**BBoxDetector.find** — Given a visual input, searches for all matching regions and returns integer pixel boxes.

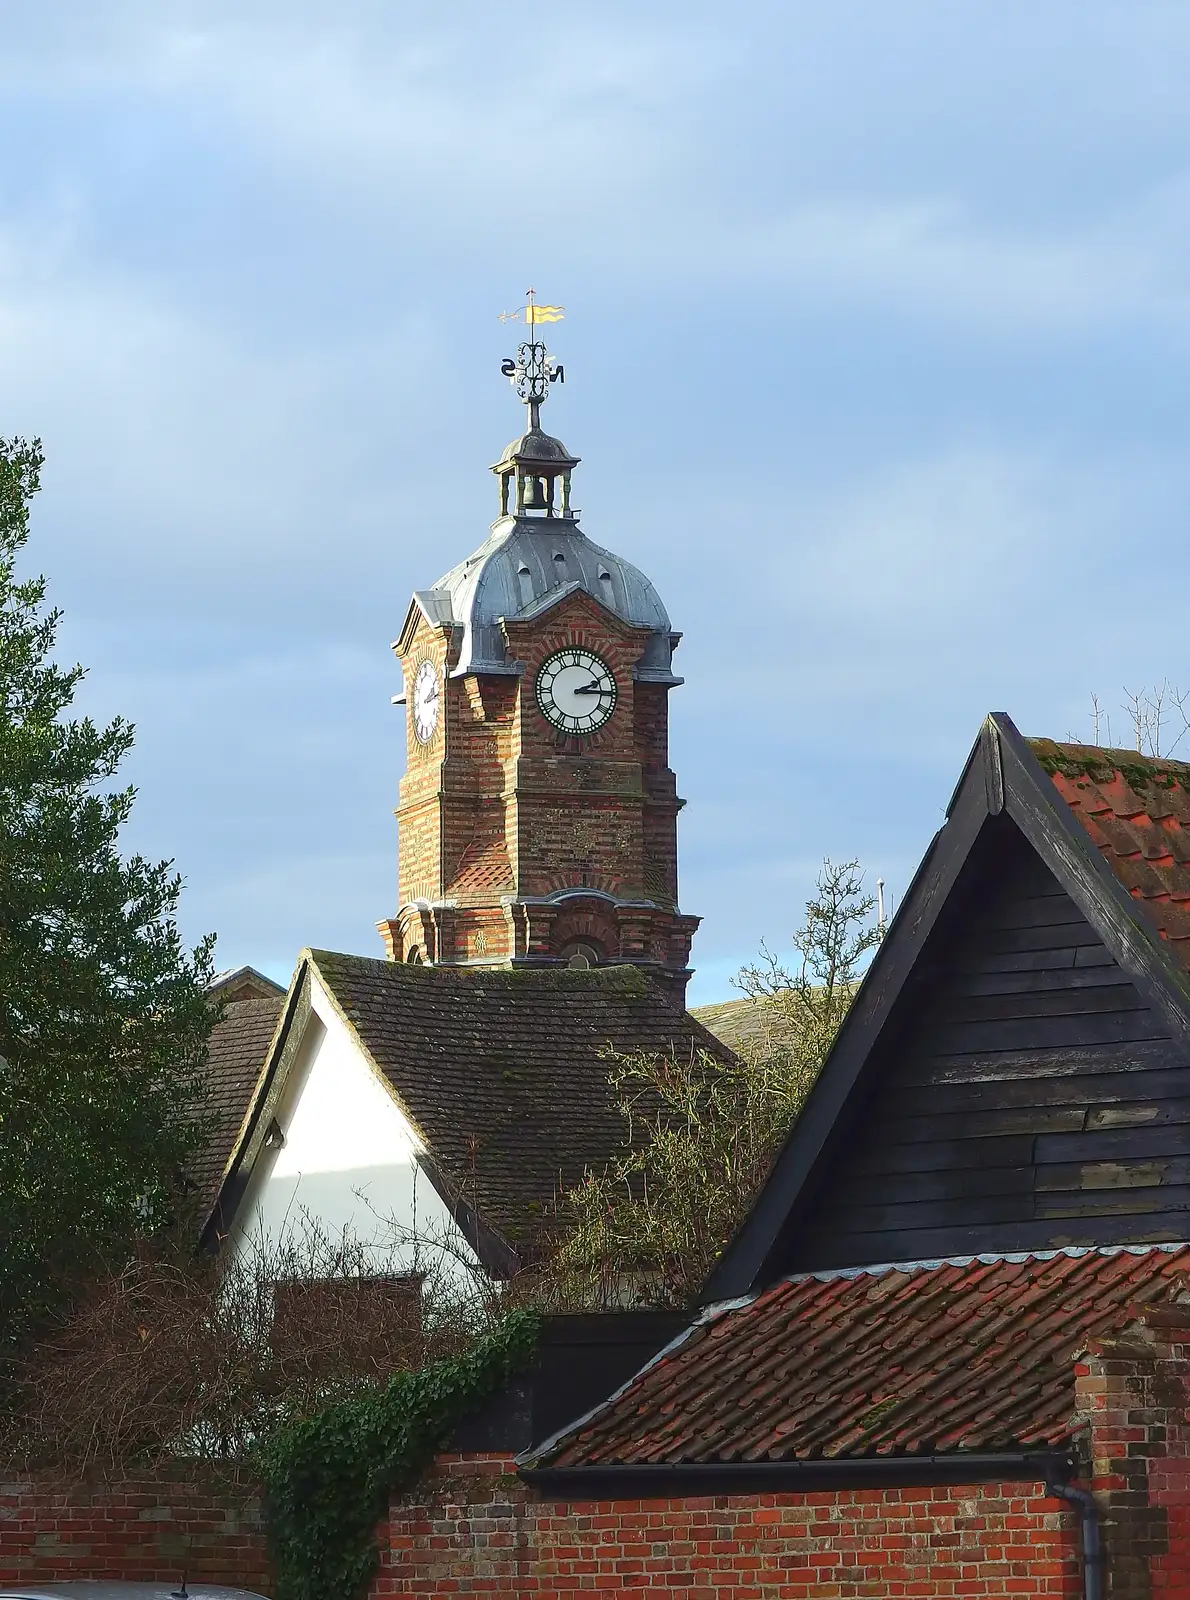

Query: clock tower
[379,316,700,1000]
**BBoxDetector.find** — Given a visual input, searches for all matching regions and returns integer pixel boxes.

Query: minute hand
[573,682,608,695]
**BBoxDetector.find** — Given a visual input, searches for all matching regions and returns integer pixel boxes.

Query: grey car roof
[0,1585,269,1598]
[426,517,679,682]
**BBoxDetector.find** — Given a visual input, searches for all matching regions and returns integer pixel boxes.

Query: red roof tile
[539,1246,1190,1467]
[1031,740,1190,969]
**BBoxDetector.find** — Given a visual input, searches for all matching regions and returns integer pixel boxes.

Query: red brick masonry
[0,1467,270,1594]
[381,1457,1081,1597]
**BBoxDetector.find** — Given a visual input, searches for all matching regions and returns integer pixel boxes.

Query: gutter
[520,1449,1076,1497]
[522,1451,1100,1597]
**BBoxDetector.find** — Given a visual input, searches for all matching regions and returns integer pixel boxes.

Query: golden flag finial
[498,287,565,326]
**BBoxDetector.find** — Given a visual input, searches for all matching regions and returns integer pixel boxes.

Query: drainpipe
[1046,1475,1102,1600]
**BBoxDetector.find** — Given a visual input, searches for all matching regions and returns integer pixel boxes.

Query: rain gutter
[520,1448,1076,1497]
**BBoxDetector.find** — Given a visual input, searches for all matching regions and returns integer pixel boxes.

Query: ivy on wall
[255,1308,539,1600]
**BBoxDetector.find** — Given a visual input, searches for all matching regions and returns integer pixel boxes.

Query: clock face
[411,659,440,744]
[535,648,617,734]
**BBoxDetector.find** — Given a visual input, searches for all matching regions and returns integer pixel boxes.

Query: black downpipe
[1046,1475,1103,1600]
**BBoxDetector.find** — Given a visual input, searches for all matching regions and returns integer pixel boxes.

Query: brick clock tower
[379,310,699,1001]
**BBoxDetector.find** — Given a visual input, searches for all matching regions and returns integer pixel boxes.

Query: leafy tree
[0,438,215,1350]
[548,860,880,1308]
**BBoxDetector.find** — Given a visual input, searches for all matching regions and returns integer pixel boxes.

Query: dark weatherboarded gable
[706,715,1190,1298]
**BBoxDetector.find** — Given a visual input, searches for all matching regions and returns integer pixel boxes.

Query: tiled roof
[309,952,731,1257]
[537,1245,1190,1467]
[692,993,789,1058]
[1031,740,1190,969]
[208,964,286,1002]
[189,995,283,1226]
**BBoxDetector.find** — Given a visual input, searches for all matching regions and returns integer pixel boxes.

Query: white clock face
[535,648,617,733]
[412,659,440,744]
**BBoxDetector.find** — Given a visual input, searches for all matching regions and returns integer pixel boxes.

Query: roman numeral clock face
[535,648,617,733]
[411,659,440,744]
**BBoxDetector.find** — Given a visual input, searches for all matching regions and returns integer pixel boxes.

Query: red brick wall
[1075,1315,1190,1599]
[376,1455,1082,1597]
[0,1468,271,1593]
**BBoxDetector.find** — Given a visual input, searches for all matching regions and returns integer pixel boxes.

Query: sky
[5,1,1190,1004]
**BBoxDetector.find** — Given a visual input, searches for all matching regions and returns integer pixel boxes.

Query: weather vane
[499,288,565,413]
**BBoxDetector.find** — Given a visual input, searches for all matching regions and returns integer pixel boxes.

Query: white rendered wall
[229,975,480,1289]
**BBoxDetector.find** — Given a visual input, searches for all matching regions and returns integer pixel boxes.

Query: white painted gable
[228,972,480,1287]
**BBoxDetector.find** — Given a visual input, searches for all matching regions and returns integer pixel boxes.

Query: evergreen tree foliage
[0,438,215,1349]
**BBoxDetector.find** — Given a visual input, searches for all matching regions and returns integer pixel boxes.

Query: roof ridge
[1029,737,1190,780]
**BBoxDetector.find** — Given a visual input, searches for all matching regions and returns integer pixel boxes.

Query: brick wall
[1074,1310,1190,1599]
[376,1455,1082,1597]
[0,1467,271,1593]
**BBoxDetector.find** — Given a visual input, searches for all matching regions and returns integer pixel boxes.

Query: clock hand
[573,682,608,695]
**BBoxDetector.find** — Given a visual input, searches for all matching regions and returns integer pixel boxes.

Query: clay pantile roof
[536,1245,1190,1468]
[1032,740,1190,969]
[309,952,731,1256]
[190,995,283,1225]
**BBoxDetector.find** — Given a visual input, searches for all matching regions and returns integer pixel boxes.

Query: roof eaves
[520,1449,1077,1499]
[198,956,309,1251]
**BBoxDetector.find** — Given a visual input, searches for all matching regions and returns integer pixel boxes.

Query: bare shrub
[0,1218,487,1475]
[543,860,881,1309]
[1086,682,1190,759]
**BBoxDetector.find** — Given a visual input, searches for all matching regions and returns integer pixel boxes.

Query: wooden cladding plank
[890,1067,1190,1118]
[966,922,1108,955]
[1035,1123,1190,1164]
[791,1209,1190,1272]
[1033,1184,1190,1221]
[948,946,1116,976]
[947,964,1142,999]
[838,1134,1040,1178]
[825,1164,1038,1205]
[894,1041,1176,1088]
[1036,1157,1190,1193]
[976,894,1099,932]
[803,1190,1040,1237]
[839,1114,1190,1179]
[933,983,1147,1024]
[914,1010,1167,1056]
[868,1097,1190,1143]
[866,1103,1089,1142]
[812,1165,1190,1236]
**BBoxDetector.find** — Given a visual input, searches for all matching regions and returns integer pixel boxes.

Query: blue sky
[7,1,1190,1003]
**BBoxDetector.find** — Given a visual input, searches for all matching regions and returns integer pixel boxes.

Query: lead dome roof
[417,518,679,682]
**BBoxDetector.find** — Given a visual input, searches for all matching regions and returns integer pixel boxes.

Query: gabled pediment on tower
[500,578,654,638]
[393,589,457,660]
[703,713,1190,1301]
